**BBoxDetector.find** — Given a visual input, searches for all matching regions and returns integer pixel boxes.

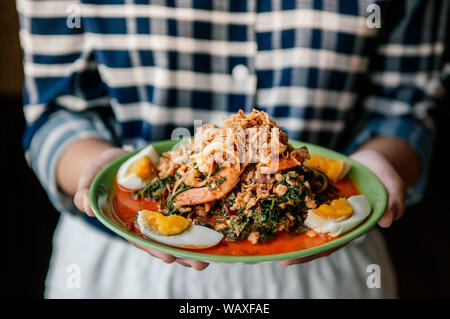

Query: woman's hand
[350,149,406,228]
[73,147,127,216]
[64,139,209,271]
[279,245,344,266]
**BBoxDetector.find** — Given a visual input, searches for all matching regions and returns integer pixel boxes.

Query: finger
[379,186,395,227]
[130,241,177,264]
[82,190,95,217]
[175,259,192,267]
[74,191,84,212]
[279,255,317,266]
[391,194,405,222]
[378,210,394,228]
[393,186,406,222]
[176,258,209,270]
[280,246,340,266]
[378,179,405,228]
[394,198,405,221]
[147,249,177,264]
[187,260,210,271]
[74,189,94,216]
[378,191,397,228]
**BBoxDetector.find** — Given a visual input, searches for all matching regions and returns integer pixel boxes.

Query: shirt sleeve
[346,0,449,206]
[18,0,116,213]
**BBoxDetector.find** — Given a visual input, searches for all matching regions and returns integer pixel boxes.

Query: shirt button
[232,64,249,82]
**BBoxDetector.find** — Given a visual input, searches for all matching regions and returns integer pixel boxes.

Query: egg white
[336,161,351,181]
[117,145,160,190]
[137,211,224,249]
[304,195,371,237]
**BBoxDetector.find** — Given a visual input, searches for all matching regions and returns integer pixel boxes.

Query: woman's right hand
[73,147,127,217]
[71,144,209,271]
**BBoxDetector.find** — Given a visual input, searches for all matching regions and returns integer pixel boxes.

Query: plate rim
[89,139,387,263]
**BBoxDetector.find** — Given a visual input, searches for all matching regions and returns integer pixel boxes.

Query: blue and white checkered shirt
[18,0,448,225]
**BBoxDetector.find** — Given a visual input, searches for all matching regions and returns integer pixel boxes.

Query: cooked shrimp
[259,156,300,174]
[173,165,242,205]
[183,168,208,188]
[259,147,310,174]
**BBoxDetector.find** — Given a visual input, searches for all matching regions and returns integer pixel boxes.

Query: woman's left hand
[280,149,406,267]
[350,149,406,228]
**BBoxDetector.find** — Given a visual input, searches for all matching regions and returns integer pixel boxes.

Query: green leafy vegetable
[132,176,175,200]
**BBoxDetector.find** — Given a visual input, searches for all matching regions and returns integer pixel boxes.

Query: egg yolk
[313,198,353,220]
[305,154,344,181]
[126,156,153,179]
[141,210,190,236]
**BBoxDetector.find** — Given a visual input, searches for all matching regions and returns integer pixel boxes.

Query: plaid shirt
[18,0,448,224]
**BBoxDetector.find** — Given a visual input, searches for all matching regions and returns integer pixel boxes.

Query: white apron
[45,213,397,299]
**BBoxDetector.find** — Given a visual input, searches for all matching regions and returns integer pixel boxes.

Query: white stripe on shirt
[372,71,443,95]
[377,42,445,57]
[17,0,79,18]
[18,1,255,25]
[258,87,356,110]
[255,47,370,73]
[98,64,257,94]
[111,101,229,127]
[19,30,256,57]
[256,9,377,36]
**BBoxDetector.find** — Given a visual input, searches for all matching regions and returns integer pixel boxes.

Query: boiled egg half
[305,154,351,182]
[304,195,371,237]
[117,145,160,190]
[137,210,224,249]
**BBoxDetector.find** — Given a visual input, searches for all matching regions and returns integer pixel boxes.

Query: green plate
[89,139,387,263]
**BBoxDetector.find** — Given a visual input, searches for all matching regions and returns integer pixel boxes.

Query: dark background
[2,0,449,299]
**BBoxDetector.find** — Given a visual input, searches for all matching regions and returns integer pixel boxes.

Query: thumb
[74,188,95,216]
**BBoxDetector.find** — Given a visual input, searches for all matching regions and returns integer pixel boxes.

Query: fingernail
[379,215,392,228]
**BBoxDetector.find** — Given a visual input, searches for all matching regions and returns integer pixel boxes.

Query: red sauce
[112,178,360,256]
[113,184,160,224]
